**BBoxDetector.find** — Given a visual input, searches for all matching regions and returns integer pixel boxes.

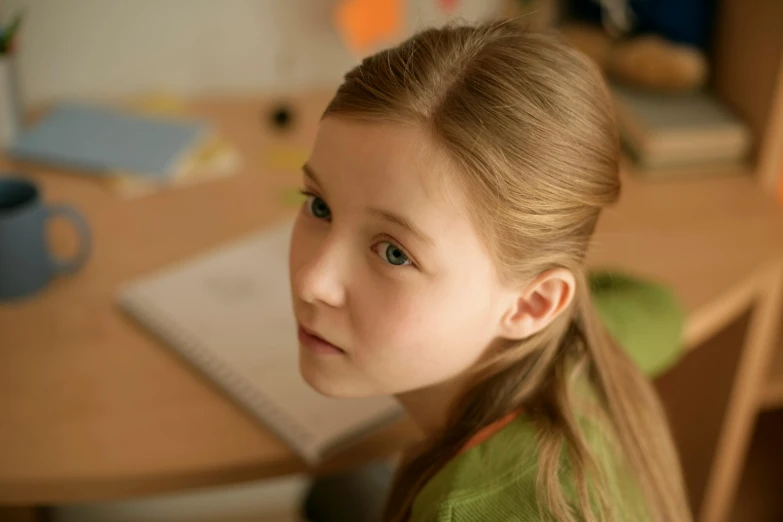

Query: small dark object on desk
[269,105,294,131]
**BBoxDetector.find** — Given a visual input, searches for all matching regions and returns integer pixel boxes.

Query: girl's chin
[298,350,367,398]
[297,346,421,399]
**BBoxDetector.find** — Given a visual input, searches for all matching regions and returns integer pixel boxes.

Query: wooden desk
[0,92,418,506]
[1,92,782,522]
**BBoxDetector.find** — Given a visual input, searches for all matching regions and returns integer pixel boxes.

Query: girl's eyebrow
[368,208,435,247]
[302,163,331,200]
[304,163,435,247]
[302,164,322,187]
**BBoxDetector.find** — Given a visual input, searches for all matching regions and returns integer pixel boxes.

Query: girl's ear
[499,268,576,340]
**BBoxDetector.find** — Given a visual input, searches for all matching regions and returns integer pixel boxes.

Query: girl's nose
[292,234,348,309]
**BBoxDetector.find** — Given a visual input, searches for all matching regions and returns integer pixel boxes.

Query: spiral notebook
[117,220,403,464]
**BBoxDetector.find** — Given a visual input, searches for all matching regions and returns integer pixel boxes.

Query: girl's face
[289,118,511,398]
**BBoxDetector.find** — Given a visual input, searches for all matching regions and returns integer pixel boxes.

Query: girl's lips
[297,325,346,355]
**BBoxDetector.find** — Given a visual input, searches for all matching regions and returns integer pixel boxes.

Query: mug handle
[45,203,92,274]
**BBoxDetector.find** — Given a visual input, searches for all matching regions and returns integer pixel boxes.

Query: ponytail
[574,271,692,521]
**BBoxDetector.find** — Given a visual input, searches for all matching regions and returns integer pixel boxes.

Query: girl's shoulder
[410,414,541,521]
[410,412,651,522]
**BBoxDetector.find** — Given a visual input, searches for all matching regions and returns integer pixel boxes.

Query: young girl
[289,20,691,522]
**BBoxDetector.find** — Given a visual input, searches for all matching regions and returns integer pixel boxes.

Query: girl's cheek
[384,302,437,361]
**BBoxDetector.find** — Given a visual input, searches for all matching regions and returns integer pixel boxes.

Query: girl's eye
[373,241,411,266]
[304,194,331,220]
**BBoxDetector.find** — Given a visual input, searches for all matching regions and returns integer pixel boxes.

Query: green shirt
[410,410,652,521]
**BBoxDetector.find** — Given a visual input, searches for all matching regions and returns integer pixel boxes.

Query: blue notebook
[10,103,209,179]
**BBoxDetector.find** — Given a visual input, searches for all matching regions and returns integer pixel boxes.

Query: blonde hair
[324,21,691,522]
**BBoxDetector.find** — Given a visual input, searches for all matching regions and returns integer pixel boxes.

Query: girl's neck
[395,377,466,436]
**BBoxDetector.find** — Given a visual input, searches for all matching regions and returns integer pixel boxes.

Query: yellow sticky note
[282,188,307,208]
[132,91,189,117]
[334,0,403,55]
[261,145,310,172]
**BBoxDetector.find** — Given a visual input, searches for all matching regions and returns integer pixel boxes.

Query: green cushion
[589,271,685,378]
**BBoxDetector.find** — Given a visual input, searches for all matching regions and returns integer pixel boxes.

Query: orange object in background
[439,0,459,12]
[334,0,403,55]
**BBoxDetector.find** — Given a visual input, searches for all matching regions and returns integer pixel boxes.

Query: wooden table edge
[683,257,783,350]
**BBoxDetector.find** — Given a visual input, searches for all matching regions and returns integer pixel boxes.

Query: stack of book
[611,84,751,175]
[10,96,240,199]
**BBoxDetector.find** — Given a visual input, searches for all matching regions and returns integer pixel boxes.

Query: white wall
[5,0,503,105]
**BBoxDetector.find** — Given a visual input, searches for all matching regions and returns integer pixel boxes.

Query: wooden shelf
[760,336,783,411]
[713,0,783,196]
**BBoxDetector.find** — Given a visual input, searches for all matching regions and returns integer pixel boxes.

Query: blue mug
[0,175,91,301]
